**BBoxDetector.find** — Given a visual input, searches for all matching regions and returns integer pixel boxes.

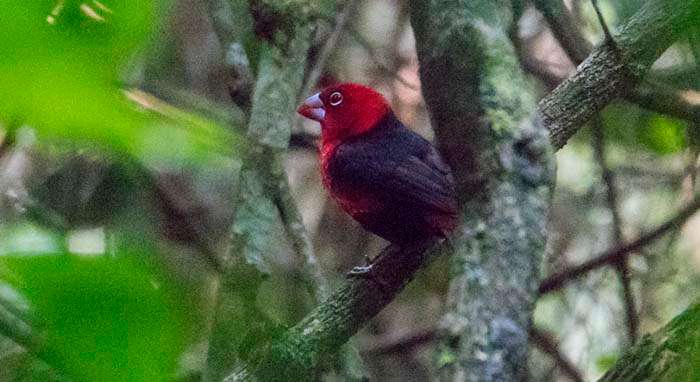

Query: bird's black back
[326,112,457,245]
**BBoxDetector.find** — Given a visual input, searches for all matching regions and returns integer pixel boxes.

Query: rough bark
[597,304,700,382]
[410,1,554,380]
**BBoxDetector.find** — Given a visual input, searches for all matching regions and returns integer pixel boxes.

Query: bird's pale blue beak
[297,93,325,122]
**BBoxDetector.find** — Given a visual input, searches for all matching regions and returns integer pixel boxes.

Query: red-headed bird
[297,83,458,257]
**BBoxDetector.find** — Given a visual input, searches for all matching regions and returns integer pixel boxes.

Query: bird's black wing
[327,113,457,216]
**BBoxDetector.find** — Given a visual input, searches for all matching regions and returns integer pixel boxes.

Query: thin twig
[529,327,585,382]
[299,0,360,101]
[591,0,615,45]
[349,28,419,91]
[361,326,585,382]
[539,196,700,294]
[591,115,638,344]
[275,173,328,299]
[532,0,590,64]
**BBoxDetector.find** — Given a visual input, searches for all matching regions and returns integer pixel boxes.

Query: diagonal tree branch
[226,240,446,381]
[539,195,700,294]
[529,327,585,382]
[627,82,700,123]
[538,0,700,149]
[532,0,700,126]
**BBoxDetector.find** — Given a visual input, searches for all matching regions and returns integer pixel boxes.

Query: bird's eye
[329,92,343,106]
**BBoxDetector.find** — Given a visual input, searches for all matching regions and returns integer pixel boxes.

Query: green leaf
[596,353,619,373]
[0,249,194,382]
[0,1,246,162]
[639,115,687,155]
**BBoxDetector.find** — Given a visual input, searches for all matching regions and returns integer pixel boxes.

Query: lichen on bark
[410,1,554,380]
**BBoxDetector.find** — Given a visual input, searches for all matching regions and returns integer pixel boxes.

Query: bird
[297,83,458,272]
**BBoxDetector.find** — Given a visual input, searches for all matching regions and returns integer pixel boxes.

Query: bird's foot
[346,244,401,291]
[348,264,374,276]
[347,264,390,292]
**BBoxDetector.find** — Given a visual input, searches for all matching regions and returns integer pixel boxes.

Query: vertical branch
[203,1,322,381]
[531,0,590,64]
[275,174,327,299]
[591,115,638,344]
[410,1,554,380]
[298,0,359,102]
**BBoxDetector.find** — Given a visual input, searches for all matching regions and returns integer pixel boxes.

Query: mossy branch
[410,0,553,380]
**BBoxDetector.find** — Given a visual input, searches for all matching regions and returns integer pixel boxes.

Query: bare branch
[539,196,700,294]
[529,327,585,382]
[591,115,638,344]
[362,329,435,356]
[362,325,586,382]
[275,173,327,299]
[299,0,360,100]
[591,0,615,45]
[627,82,700,122]
[349,28,419,91]
[531,0,590,64]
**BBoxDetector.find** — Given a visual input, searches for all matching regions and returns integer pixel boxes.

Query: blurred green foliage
[2,256,192,382]
[600,103,688,155]
[0,0,245,162]
[596,353,619,374]
[641,115,687,155]
[0,2,250,380]
[0,224,194,382]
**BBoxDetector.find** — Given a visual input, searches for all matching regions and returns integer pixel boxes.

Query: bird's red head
[297,83,390,144]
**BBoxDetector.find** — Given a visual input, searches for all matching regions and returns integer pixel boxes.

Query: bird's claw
[346,264,390,292]
[348,264,374,276]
